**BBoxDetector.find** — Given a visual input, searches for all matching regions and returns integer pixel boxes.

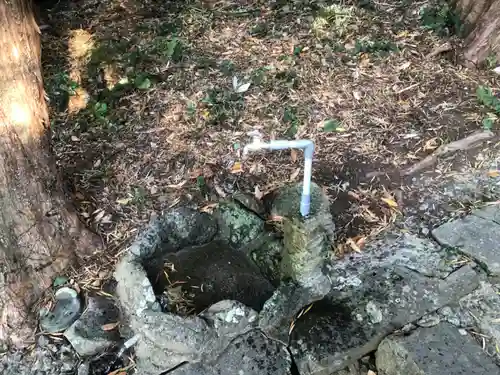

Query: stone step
[432,206,500,276]
[376,323,500,375]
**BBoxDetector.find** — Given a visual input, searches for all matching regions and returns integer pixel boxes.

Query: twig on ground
[402,131,495,176]
[425,42,452,59]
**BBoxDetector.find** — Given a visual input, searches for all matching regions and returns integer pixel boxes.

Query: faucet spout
[242,136,314,217]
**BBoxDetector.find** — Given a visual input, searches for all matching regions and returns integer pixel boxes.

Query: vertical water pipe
[242,131,314,217]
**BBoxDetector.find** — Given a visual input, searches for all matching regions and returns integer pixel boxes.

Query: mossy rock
[250,238,284,286]
[269,182,335,241]
[214,200,265,249]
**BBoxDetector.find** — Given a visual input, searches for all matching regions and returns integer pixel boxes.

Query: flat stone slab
[168,330,292,375]
[438,281,500,357]
[289,260,479,375]
[376,323,500,375]
[432,211,500,275]
[472,205,500,225]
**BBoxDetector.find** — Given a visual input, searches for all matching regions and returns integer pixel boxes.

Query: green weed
[201,88,245,126]
[351,39,398,56]
[151,36,183,62]
[485,53,498,70]
[420,3,464,37]
[476,86,500,130]
[284,106,299,137]
[312,4,354,36]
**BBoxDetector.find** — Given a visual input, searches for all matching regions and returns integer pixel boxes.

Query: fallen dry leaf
[200,203,218,213]
[488,170,500,178]
[355,236,366,249]
[231,161,243,174]
[268,215,284,222]
[213,183,227,198]
[346,237,362,253]
[397,61,411,71]
[167,180,187,189]
[254,185,263,200]
[116,197,132,205]
[290,167,301,181]
[381,197,398,208]
[101,322,119,331]
[93,209,106,222]
[290,148,298,163]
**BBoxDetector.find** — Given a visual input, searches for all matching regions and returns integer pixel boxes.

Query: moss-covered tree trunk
[0,0,98,348]
[453,0,500,66]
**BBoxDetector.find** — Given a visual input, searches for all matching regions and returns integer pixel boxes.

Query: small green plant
[321,119,343,132]
[420,3,464,36]
[94,102,108,119]
[133,73,152,90]
[477,85,500,129]
[46,72,79,102]
[485,53,498,70]
[477,86,500,111]
[251,65,275,85]
[186,101,196,117]
[351,39,398,56]
[284,106,299,137]
[219,60,235,76]
[201,88,245,125]
[151,36,183,62]
[196,175,207,196]
[132,186,147,205]
[312,4,354,36]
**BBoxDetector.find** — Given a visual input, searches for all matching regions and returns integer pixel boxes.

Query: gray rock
[199,300,258,335]
[249,236,283,285]
[232,191,265,216]
[77,362,89,375]
[39,287,82,333]
[168,330,292,375]
[131,311,216,374]
[376,323,500,375]
[269,182,335,241]
[129,207,217,259]
[437,306,463,327]
[128,301,283,375]
[289,265,480,375]
[114,252,160,319]
[64,296,120,356]
[162,241,275,313]
[0,343,79,375]
[259,281,330,343]
[417,313,441,328]
[213,200,265,249]
[281,215,331,292]
[472,205,500,225]
[440,281,500,356]
[432,213,500,275]
[327,232,463,283]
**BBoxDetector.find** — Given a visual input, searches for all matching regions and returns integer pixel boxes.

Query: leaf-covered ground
[40,0,500,266]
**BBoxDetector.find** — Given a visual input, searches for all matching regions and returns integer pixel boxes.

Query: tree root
[401,130,495,176]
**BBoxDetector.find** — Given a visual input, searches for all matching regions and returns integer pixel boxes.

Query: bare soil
[39,0,500,265]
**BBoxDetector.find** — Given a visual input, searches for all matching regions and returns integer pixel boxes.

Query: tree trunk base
[455,0,500,66]
[0,0,102,348]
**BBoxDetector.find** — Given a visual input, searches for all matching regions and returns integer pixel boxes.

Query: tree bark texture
[454,0,500,66]
[0,0,97,348]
